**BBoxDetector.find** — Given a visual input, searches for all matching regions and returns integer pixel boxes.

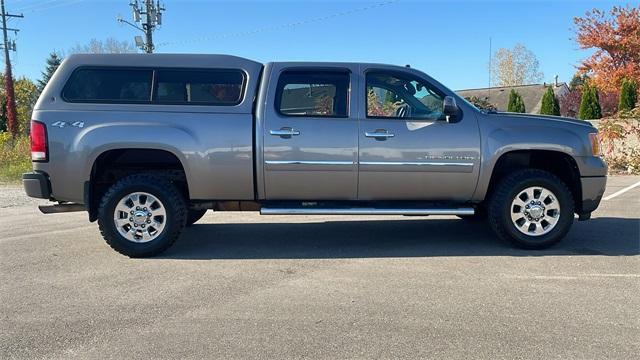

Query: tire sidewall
[98,179,185,256]
[498,175,574,247]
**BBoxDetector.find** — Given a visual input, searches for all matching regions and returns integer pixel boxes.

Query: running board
[260,207,474,216]
[38,203,86,214]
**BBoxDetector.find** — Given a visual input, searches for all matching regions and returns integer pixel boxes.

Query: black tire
[97,174,187,257]
[186,209,207,226]
[487,169,574,249]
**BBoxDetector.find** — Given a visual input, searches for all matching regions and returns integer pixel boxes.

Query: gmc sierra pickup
[23,54,607,257]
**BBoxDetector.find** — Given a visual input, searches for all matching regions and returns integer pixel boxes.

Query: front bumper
[22,171,52,199]
[580,176,606,214]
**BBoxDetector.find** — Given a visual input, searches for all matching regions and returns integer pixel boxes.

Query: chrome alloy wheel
[113,192,167,243]
[510,186,560,236]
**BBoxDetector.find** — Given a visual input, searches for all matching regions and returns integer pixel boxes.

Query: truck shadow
[161,217,639,260]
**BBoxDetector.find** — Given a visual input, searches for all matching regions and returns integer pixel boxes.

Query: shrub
[540,86,560,115]
[0,132,31,182]
[618,78,638,112]
[578,83,602,119]
[559,89,581,118]
[599,91,619,117]
[507,90,525,113]
[598,115,640,174]
[464,96,497,111]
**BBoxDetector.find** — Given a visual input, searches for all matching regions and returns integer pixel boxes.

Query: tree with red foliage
[4,64,18,137]
[560,89,582,118]
[573,5,640,93]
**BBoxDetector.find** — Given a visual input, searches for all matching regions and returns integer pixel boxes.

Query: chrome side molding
[260,207,474,216]
[265,160,355,166]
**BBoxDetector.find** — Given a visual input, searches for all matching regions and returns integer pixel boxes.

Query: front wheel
[97,174,187,257]
[487,169,574,249]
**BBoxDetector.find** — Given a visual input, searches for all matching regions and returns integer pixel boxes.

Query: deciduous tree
[490,43,544,86]
[574,5,640,93]
[0,76,39,135]
[69,38,137,54]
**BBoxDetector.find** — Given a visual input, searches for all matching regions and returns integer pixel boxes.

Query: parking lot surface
[1,176,639,359]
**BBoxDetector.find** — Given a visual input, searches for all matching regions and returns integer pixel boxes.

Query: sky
[5,0,632,90]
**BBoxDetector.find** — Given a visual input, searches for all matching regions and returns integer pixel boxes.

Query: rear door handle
[270,128,300,138]
[365,130,395,140]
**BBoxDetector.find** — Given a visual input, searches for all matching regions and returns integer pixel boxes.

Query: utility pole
[118,0,164,53]
[1,0,23,138]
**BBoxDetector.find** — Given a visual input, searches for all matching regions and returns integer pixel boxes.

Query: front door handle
[270,127,301,138]
[365,130,395,140]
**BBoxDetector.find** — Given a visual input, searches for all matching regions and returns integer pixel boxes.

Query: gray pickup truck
[23,54,607,257]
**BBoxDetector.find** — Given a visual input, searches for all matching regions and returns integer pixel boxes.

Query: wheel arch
[481,150,583,213]
[86,147,190,222]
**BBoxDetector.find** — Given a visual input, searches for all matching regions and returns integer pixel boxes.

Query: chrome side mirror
[443,96,457,122]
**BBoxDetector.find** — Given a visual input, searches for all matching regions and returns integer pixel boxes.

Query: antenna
[488,36,492,101]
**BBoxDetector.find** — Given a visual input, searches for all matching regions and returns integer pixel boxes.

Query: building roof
[456,83,569,114]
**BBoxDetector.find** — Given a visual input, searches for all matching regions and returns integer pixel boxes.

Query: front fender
[473,125,586,201]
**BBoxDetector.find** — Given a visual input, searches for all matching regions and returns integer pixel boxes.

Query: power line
[156,0,398,48]
[15,0,82,13]
[118,0,165,53]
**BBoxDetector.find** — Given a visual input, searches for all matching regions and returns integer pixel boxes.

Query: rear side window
[276,71,349,117]
[155,69,245,105]
[62,68,152,103]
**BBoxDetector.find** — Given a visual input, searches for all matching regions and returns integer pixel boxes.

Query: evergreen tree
[618,78,638,112]
[578,83,602,120]
[37,52,62,92]
[507,89,526,113]
[540,86,560,115]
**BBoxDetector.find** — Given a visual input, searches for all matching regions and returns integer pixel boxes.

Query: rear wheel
[488,169,574,249]
[186,209,207,226]
[97,174,187,257]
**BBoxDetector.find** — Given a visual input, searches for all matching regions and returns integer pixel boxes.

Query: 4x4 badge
[51,121,84,128]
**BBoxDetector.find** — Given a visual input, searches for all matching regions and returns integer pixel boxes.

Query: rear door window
[155,69,245,105]
[275,71,349,117]
[62,68,152,103]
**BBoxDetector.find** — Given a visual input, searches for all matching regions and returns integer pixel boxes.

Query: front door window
[366,72,444,120]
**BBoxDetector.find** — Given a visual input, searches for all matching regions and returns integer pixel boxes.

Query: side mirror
[443,96,457,122]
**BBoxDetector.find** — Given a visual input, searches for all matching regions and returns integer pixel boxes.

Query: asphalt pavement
[1,176,638,359]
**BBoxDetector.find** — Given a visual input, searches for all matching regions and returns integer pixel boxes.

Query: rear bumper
[580,176,606,214]
[22,171,52,199]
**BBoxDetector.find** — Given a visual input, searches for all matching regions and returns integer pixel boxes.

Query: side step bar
[260,207,474,216]
[39,203,86,214]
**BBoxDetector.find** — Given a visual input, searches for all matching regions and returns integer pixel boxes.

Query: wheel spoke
[510,210,524,223]
[531,222,545,235]
[141,229,152,242]
[131,193,142,208]
[539,188,551,202]
[519,219,532,232]
[525,188,535,202]
[546,199,560,211]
